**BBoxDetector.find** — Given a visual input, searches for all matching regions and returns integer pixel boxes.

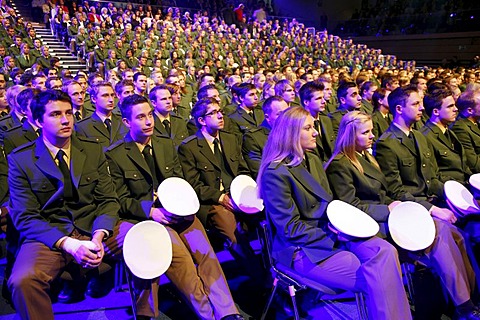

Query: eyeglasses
[204,109,224,117]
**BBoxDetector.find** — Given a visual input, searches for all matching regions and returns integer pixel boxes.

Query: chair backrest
[259,220,275,270]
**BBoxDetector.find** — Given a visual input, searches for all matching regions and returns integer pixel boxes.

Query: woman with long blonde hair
[258,106,411,320]
[324,111,400,235]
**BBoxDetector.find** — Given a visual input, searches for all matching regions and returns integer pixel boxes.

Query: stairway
[10,1,88,74]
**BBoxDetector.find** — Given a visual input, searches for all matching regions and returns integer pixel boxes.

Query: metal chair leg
[114,260,125,292]
[124,263,138,320]
[261,278,278,320]
[356,292,368,320]
[402,263,415,306]
[288,285,300,320]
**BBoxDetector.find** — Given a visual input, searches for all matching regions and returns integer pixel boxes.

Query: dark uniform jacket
[242,120,270,178]
[260,152,336,267]
[75,112,128,150]
[3,121,38,155]
[326,153,392,236]
[374,124,443,210]
[106,134,183,221]
[153,113,188,148]
[451,116,480,174]
[7,135,119,248]
[420,120,471,184]
[178,130,250,224]
[228,106,265,136]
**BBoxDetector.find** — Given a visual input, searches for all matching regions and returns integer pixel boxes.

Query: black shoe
[57,281,84,303]
[85,276,109,298]
[221,314,245,320]
[455,310,480,320]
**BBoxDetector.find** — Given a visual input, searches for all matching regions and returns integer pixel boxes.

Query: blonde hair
[325,111,377,174]
[257,106,309,194]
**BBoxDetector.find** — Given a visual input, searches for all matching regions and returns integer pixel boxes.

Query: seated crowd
[2,1,480,320]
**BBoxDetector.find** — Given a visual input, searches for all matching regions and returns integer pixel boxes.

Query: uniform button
[133,174,137,178]
[204,166,208,169]
[426,180,430,184]
[165,166,169,170]
[86,177,91,181]
[95,138,99,142]
[443,151,447,155]
[310,204,316,208]
[427,152,430,156]
[422,164,426,167]
[42,184,47,189]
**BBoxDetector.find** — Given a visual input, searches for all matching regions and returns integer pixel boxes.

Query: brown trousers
[9,218,238,320]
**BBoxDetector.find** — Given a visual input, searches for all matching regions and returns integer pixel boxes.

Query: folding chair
[258,220,368,320]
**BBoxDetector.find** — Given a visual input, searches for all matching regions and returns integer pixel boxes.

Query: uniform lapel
[467,120,480,138]
[70,136,86,188]
[124,135,152,178]
[238,108,256,126]
[153,114,168,137]
[34,138,62,181]
[391,125,417,156]
[152,136,166,179]
[289,164,332,202]
[359,155,389,190]
[23,122,38,141]
[91,112,110,139]
[196,131,222,170]
[427,122,454,151]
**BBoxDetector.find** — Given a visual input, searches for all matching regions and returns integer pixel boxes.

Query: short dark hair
[457,90,478,114]
[388,86,418,117]
[360,81,376,96]
[262,96,285,115]
[372,88,388,110]
[423,88,453,117]
[197,84,217,100]
[17,88,39,112]
[148,84,170,101]
[191,97,218,128]
[114,79,134,95]
[236,82,256,99]
[133,72,147,82]
[90,81,114,100]
[31,89,72,123]
[120,94,149,120]
[337,81,357,100]
[299,81,324,106]
[46,76,61,89]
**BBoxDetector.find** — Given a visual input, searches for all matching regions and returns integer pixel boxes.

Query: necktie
[21,117,27,123]
[250,111,256,124]
[56,149,74,200]
[75,111,82,121]
[0,111,7,117]
[162,119,171,136]
[444,129,454,148]
[104,118,112,140]
[314,119,322,137]
[213,138,233,191]
[36,128,42,136]
[104,118,112,132]
[142,145,158,189]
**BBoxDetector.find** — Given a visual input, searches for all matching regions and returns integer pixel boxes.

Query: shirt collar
[43,136,71,163]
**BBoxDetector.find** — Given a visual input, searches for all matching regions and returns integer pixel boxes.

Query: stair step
[11,0,87,72]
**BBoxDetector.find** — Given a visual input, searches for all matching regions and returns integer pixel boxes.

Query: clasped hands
[61,232,105,269]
